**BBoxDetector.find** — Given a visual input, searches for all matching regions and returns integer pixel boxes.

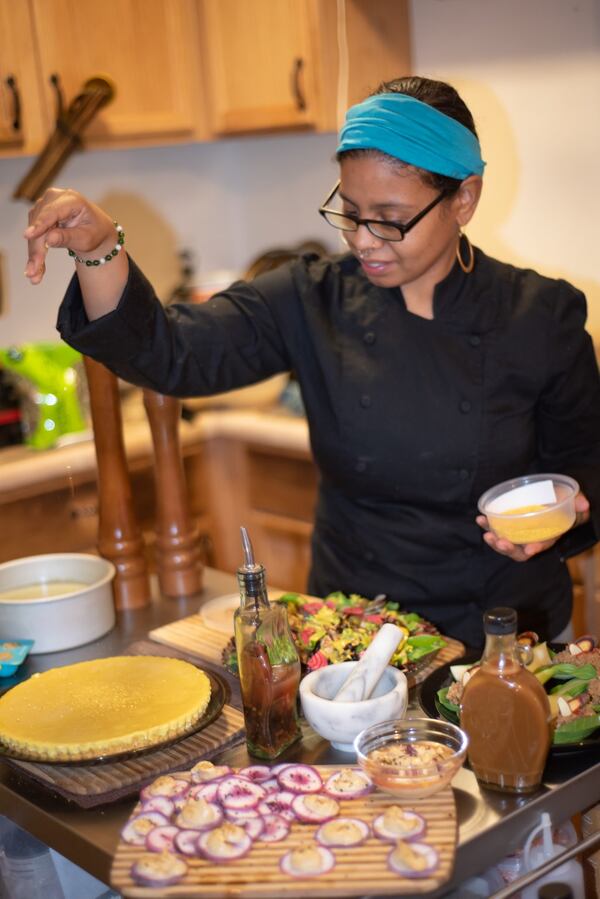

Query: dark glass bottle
[460,607,552,792]
[234,527,301,759]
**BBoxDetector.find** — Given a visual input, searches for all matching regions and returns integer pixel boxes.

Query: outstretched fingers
[23,189,86,284]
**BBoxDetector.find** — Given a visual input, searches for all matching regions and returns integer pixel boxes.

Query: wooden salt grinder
[83,357,151,609]
[142,389,203,597]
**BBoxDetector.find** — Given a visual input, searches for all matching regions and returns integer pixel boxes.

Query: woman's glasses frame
[318,181,450,242]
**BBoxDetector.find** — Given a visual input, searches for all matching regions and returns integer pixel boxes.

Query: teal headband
[337,94,485,179]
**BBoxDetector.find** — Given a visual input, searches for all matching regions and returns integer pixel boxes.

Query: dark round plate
[418,646,600,755]
[1,666,229,766]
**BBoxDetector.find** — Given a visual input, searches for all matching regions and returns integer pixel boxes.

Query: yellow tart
[0,656,212,762]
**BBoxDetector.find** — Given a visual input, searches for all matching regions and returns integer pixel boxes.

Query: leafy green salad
[223,590,446,677]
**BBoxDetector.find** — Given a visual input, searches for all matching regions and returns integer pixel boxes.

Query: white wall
[0,0,598,346]
[411,0,600,339]
[0,134,339,346]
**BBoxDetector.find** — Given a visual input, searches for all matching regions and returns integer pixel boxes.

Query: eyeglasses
[318,181,449,242]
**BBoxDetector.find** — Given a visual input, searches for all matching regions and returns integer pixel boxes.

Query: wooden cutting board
[110,765,457,898]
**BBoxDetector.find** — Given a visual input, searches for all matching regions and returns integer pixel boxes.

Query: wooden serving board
[149,613,465,688]
[110,766,457,898]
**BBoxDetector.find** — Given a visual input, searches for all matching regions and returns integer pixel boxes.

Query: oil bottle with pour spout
[234,527,301,759]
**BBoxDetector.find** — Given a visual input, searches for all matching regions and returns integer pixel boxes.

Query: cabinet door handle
[49,72,65,122]
[291,57,306,111]
[5,76,21,132]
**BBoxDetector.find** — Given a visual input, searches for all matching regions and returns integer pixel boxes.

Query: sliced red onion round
[261,777,281,794]
[373,809,427,843]
[225,806,260,821]
[238,764,272,782]
[279,844,336,878]
[257,814,290,843]
[189,781,220,803]
[240,816,265,840]
[131,852,187,887]
[315,816,370,847]
[324,768,373,799]
[258,790,297,821]
[121,812,170,845]
[173,829,202,857]
[217,775,267,810]
[145,825,179,854]
[291,792,340,823]
[198,824,253,861]
[387,841,440,878]
[277,763,323,794]
[139,796,176,819]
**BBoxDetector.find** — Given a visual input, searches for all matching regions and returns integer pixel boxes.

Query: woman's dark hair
[338,75,478,193]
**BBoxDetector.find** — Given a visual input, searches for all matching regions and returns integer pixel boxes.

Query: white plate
[198,588,290,635]
[198,593,240,635]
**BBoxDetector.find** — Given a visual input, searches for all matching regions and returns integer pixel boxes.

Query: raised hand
[23,187,117,285]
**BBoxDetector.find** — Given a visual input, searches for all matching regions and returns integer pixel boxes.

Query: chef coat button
[363,331,376,345]
[459,468,470,480]
[459,400,472,413]
[364,550,375,562]
[469,334,481,347]
[355,460,367,473]
[360,394,371,408]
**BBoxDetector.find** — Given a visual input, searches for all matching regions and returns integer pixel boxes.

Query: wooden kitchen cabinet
[0,2,46,153]
[0,0,207,158]
[197,0,411,136]
[203,436,318,592]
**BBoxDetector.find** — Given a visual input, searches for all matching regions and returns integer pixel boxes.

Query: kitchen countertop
[1,566,599,896]
[0,401,310,498]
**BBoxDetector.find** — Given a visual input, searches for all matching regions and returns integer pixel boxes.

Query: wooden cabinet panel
[198,0,410,137]
[199,0,319,134]
[247,447,318,521]
[0,1,46,153]
[30,0,205,145]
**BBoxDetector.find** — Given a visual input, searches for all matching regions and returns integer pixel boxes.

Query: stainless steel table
[1,567,598,896]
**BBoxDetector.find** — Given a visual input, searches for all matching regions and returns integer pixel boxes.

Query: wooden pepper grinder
[83,357,151,609]
[143,389,203,597]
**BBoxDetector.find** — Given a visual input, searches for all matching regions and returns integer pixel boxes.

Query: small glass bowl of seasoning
[354,717,468,799]
[478,473,578,545]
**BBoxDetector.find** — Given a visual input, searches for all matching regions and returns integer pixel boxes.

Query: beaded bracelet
[68,223,125,266]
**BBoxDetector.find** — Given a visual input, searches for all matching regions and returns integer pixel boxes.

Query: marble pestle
[333,623,405,703]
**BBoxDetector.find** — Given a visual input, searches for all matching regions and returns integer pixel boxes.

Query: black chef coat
[58,247,600,648]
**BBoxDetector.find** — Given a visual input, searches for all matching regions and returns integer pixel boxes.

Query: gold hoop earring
[456,232,474,274]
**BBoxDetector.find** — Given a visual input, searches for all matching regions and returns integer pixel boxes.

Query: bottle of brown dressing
[460,607,552,793]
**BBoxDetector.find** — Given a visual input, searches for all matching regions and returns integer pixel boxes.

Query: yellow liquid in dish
[0,580,89,601]
[489,504,574,544]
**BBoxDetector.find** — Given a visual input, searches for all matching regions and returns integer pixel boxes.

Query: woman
[23,76,600,648]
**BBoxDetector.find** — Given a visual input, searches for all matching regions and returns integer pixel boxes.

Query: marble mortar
[299,661,408,752]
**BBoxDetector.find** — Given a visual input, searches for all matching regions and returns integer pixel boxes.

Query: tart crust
[0,656,212,761]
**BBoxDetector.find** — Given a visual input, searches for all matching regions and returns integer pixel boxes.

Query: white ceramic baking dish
[0,553,116,654]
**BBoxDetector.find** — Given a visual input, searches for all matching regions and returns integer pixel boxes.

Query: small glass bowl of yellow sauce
[478,473,579,545]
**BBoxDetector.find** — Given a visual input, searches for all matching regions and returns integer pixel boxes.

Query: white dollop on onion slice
[315,816,370,847]
[131,851,187,887]
[387,841,439,878]
[279,843,335,878]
